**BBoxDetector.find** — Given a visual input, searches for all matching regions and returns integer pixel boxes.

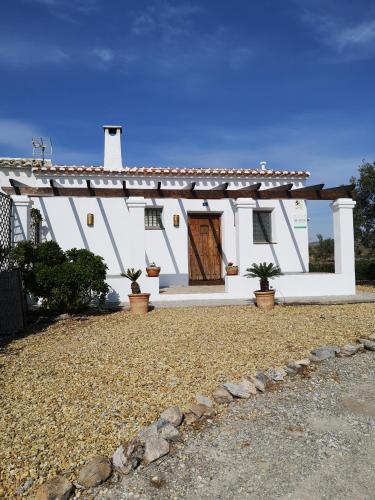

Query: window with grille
[253,210,272,243]
[145,208,163,229]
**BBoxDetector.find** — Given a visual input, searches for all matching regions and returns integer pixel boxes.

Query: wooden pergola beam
[318,184,355,200]
[9,179,20,195]
[122,180,129,197]
[225,182,261,199]
[257,183,294,199]
[288,183,324,198]
[1,183,356,200]
[233,182,262,193]
[49,179,60,196]
[86,180,95,196]
[157,181,165,197]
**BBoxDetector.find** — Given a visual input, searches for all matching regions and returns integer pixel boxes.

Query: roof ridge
[33,165,310,177]
[0,158,310,177]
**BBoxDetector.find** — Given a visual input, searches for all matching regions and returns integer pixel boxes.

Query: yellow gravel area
[1,303,374,498]
[357,283,375,293]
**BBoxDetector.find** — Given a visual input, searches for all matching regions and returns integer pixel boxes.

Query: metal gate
[0,192,27,334]
[0,192,12,271]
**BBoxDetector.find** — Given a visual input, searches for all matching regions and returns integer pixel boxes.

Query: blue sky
[1,0,375,238]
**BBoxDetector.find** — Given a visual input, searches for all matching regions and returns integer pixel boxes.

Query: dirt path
[98,351,375,500]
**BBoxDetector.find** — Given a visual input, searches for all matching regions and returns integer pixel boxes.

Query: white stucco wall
[28,194,309,301]
[25,174,308,285]
[1,163,356,302]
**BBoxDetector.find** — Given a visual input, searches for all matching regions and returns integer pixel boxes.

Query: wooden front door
[188,214,222,284]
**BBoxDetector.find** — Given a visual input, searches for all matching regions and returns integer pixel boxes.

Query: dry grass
[357,283,375,293]
[1,303,374,498]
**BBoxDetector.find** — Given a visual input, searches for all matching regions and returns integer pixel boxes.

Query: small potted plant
[244,262,282,310]
[146,262,161,277]
[225,262,238,276]
[121,268,150,314]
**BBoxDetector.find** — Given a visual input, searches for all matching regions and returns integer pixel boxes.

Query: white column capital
[11,195,32,206]
[330,198,356,211]
[126,196,146,208]
[235,198,257,209]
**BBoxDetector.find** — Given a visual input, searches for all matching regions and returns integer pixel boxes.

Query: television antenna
[32,137,52,164]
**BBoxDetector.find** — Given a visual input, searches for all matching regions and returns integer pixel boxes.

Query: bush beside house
[10,241,109,312]
[309,260,375,280]
[309,232,375,280]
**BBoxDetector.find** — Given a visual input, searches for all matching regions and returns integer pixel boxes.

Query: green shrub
[355,260,375,280]
[309,262,335,273]
[10,241,109,312]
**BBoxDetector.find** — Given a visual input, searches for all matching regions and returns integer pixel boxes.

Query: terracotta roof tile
[0,158,310,178]
[30,165,310,178]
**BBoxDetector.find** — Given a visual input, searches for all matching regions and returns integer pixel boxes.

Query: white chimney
[259,161,267,171]
[103,125,123,170]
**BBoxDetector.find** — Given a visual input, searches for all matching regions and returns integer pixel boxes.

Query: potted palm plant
[225,262,238,276]
[121,268,150,314]
[146,262,161,277]
[244,262,282,310]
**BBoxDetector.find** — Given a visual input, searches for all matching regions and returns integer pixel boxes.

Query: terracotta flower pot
[254,290,276,310]
[146,267,161,277]
[226,266,238,276]
[128,293,150,315]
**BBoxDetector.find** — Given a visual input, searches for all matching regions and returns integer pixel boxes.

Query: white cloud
[0,37,118,71]
[0,39,69,67]
[2,2,251,75]
[31,0,101,15]
[92,48,115,63]
[299,4,375,60]
[127,116,372,186]
[334,19,375,50]
[127,6,253,77]
[0,117,100,164]
[132,13,156,36]
[131,2,202,39]
[0,118,44,154]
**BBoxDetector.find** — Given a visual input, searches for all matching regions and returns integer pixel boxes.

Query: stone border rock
[34,334,375,499]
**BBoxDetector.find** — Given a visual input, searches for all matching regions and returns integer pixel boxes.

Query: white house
[0,125,356,303]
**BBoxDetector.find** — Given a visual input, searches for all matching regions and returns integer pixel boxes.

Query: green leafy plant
[351,162,375,251]
[10,241,109,312]
[244,262,282,291]
[309,234,334,263]
[30,207,43,225]
[0,244,10,270]
[30,208,43,244]
[121,268,142,294]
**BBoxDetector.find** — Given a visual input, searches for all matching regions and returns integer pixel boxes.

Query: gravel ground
[1,303,374,498]
[356,283,375,293]
[98,351,375,500]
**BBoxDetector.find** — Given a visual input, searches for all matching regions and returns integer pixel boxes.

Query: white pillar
[126,197,146,271]
[11,195,32,243]
[331,198,356,275]
[235,198,257,275]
